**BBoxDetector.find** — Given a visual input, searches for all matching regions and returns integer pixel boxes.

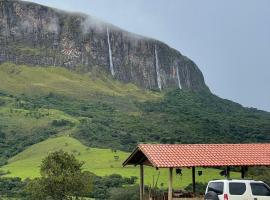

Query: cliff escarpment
[0,0,208,91]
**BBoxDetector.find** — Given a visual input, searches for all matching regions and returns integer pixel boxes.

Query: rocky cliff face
[0,0,209,91]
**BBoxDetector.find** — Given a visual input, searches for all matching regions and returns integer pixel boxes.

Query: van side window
[207,182,224,195]
[229,183,246,195]
[251,183,270,196]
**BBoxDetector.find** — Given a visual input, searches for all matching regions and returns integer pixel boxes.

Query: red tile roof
[123,144,270,168]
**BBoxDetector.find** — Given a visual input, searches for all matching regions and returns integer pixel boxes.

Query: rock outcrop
[0,0,209,91]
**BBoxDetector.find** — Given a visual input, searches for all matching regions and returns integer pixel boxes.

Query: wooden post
[140,164,144,200]
[226,166,230,179]
[241,166,246,179]
[192,167,196,194]
[168,168,173,200]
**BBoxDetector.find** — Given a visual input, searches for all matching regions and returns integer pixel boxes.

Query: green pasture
[1,136,240,189]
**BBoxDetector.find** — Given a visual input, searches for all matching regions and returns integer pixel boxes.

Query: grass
[0,62,162,162]
[1,62,263,190]
[1,136,240,189]
[0,93,79,140]
[0,63,161,101]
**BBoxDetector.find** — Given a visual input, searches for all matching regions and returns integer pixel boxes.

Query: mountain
[0,0,208,91]
[0,0,270,186]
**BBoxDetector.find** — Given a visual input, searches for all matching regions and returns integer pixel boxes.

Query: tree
[26,150,93,200]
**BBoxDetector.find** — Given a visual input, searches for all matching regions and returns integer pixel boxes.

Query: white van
[205,179,270,200]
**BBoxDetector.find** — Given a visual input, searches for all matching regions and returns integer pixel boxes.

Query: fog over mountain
[27,0,270,111]
[0,0,208,91]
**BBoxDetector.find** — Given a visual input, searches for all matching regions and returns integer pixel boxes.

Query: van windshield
[207,182,224,195]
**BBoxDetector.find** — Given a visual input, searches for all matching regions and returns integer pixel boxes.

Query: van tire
[204,191,219,200]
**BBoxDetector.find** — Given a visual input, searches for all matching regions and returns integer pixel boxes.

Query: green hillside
[0,62,159,166]
[0,62,160,100]
[1,136,240,189]
[0,62,270,169]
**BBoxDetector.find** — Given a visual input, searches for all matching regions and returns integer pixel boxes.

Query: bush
[0,177,27,198]
[109,185,139,200]
[184,182,208,195]
[52,119,73,127]
[90,174,138,199]
[0,99,5,106]
[247,167,270,185]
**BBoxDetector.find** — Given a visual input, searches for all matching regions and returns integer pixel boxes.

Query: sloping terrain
[0,62,159,100]
[0,62,160,165]
[1,136,240,188]
[0,62,270,168]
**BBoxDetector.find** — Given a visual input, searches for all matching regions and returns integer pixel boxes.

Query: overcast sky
[28,0,270,112]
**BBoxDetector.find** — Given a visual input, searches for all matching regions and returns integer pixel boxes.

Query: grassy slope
[0,62,160,163]
[0,62,160,101]
[1,136,239,188]
[0,62,269,189]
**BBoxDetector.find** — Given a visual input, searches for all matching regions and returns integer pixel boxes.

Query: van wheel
[204,191,219,200]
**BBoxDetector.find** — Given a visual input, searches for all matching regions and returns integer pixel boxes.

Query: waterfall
[155,46,162,90]
[176,66,182,89]
[107,27,115,76]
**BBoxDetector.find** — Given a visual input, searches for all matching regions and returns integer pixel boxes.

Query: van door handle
[254,198,257,200]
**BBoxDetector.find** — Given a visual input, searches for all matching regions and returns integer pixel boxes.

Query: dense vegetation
[247,167,270,185]
[139,90,270,144]
[1,168,269,200]
[2,88,270,164]
[78,89,270,148]
[91,174,138,200]
[0,63,270,166]
[0,172,138,200]
[0,63,270,199]
[0,176,28,198]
